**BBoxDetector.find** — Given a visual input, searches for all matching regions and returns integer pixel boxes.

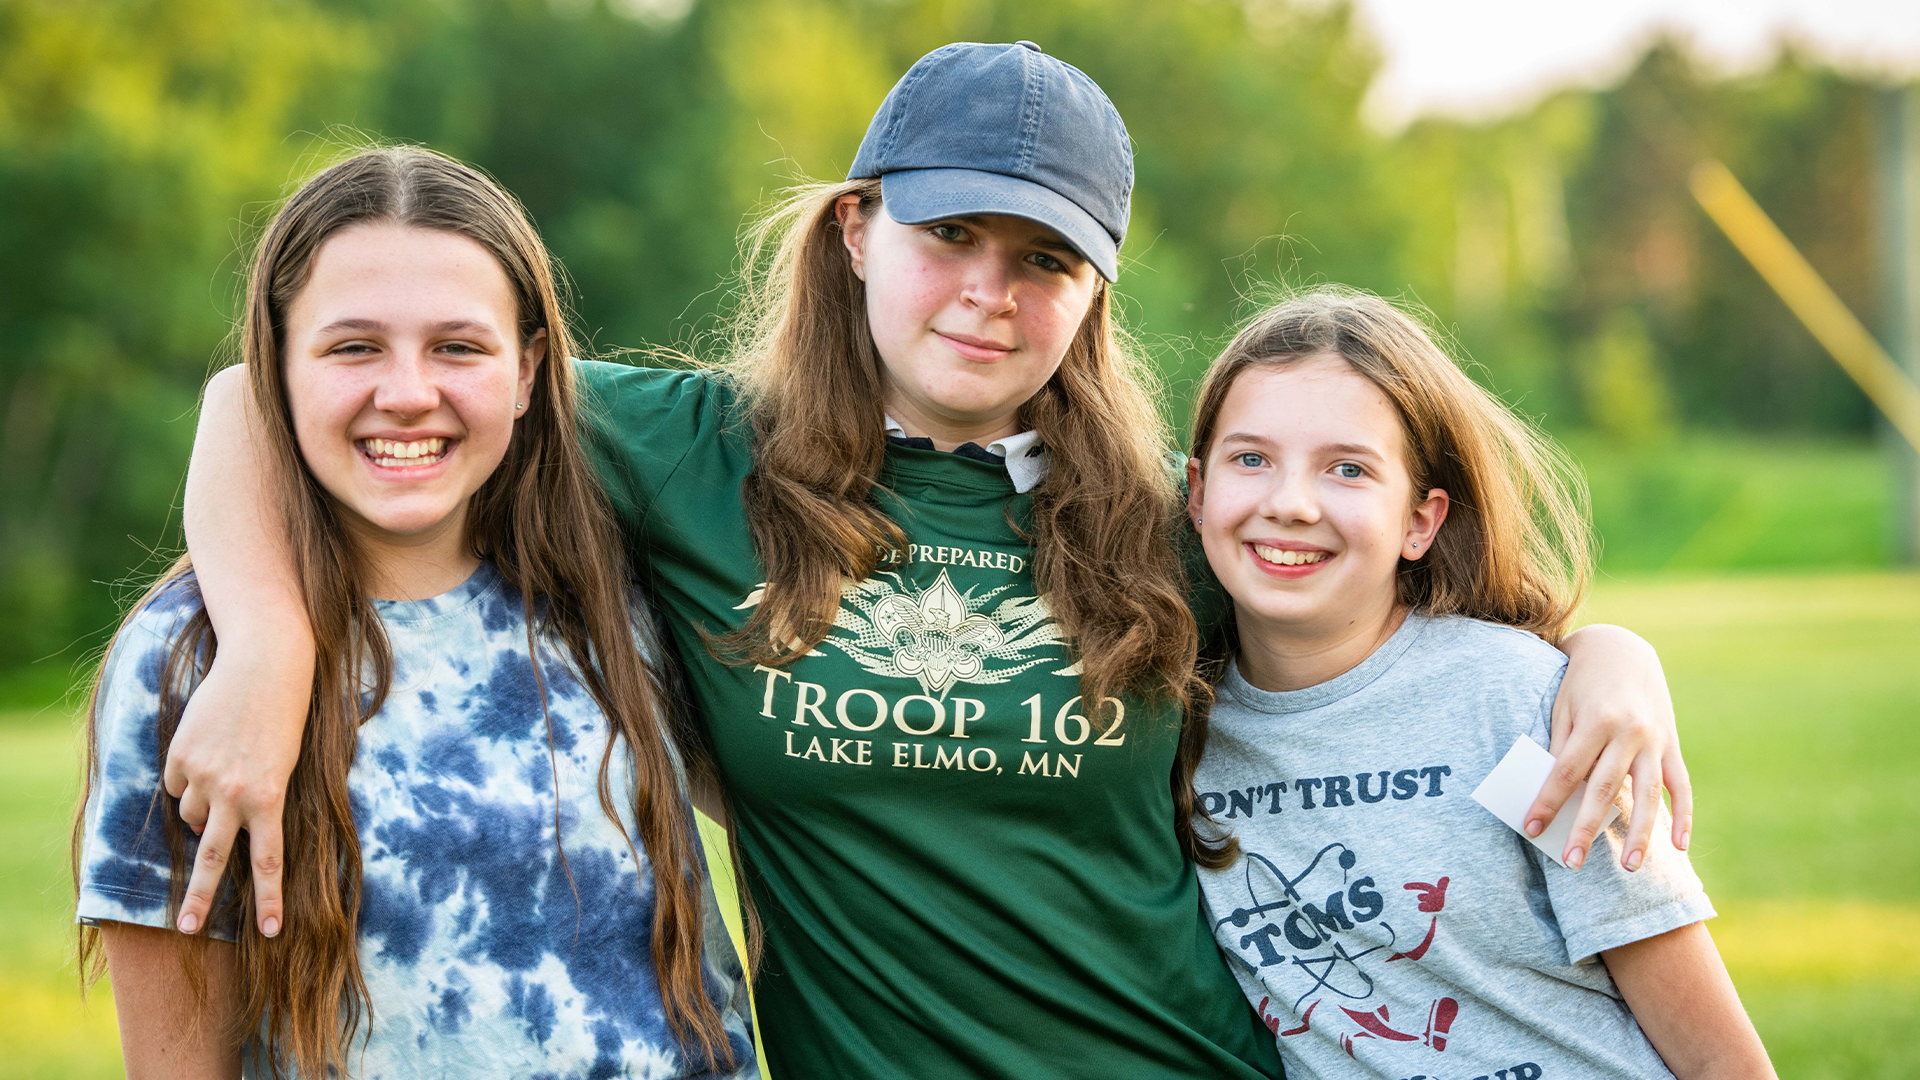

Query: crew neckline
[1221,611,1434,715]
[370,561,503,626]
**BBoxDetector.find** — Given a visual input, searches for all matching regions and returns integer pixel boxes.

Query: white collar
[883,416,1051,493]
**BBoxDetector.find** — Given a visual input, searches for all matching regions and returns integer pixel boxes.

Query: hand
[1528,624,1692,871]
[161,643,311,939]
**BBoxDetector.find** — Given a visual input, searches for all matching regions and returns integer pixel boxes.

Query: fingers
[1561,745,1633,870]
[162,743,188,800]
[1524,724,1603,841]
[247,811,286,938]
[1664,742,1694,851]
[178,806,239,935]
[1618,748,1663,871]
[176,778,211,835]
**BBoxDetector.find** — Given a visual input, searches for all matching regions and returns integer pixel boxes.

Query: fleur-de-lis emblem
[868,570,1006,697]
[812,568,1072,698]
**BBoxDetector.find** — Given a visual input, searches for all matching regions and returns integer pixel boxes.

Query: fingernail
[1679,829,1690,851]
[179,912,200,934]
[1625,848,1643,872]
[262,916,280,938]
[1525,819,1544,838]
[1566,847,1585,869]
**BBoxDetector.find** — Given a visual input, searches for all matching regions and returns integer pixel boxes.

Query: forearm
[1557,622,1660,672]
[102,923,243,1078]
[1603,922,1774,1079]
[185,366,313,657]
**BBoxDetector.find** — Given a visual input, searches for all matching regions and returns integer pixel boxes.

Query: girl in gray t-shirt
[1180,291,1774,1080]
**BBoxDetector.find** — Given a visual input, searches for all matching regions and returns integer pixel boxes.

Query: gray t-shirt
[1195,613,1711,1080]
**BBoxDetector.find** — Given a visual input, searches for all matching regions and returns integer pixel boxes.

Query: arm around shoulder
[1538,623,1693,872]
[166,364,311,939]
[1602,922,1775,1080]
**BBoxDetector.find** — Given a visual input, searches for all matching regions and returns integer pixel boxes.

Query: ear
[1185,457,1205,529]
[1403,487,1449,560]
[835,194,871,281]
[517,327,548,415]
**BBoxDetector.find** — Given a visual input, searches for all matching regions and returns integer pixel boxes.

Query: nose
[371,350,439,418]
[959,252,1018,317]
[1258,463,1321,526]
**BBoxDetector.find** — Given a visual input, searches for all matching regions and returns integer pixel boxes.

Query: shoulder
[101,576,207,700]
[1413,613,1567,681]
[574,359,743,428]
[1395,614,1567,738]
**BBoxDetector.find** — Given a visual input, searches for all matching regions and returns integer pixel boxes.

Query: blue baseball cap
[848,41,1132,282]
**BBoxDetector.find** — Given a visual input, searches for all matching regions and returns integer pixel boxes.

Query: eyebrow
[1216,434,1385,459]
[313,318,498,337]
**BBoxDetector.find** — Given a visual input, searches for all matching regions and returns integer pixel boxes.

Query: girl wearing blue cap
[163,41,1688,1079]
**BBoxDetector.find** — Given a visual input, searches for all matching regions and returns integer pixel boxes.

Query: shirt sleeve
[574,359,740,548]
[75,596,239,941]
[1523,703,1715,966]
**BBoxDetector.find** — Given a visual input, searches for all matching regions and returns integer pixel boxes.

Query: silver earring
[516,401,526,411]
[1197,517,1204,525]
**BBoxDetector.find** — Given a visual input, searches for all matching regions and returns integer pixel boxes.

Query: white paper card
[1470,735,1620,869]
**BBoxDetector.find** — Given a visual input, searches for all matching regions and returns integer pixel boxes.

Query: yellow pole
[1689,158,1920,453]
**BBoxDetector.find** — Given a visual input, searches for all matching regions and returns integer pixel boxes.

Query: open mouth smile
[358,436,452,468]
[1248,542,1333,577]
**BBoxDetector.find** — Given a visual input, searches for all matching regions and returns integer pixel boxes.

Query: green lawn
[5,570,1916,1077]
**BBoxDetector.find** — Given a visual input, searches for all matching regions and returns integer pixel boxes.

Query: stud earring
[516,401,526,411]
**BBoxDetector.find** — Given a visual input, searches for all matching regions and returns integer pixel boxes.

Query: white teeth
[361,437,448,465]
[1253,544,1329,566]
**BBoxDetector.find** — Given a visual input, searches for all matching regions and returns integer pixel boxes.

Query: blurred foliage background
[1,1,1916,1076]
[1,0,1908,683]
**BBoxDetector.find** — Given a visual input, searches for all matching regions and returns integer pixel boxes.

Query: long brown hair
[1191,289,1595,642]
[712,178,1214,856]
[73,146,736,1077]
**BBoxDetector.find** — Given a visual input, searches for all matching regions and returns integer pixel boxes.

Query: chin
[348,499,465,540]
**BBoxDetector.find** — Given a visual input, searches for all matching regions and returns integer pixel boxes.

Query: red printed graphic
[1406,877,1450,912]
[1425,996,1460,1050]
[1212,842,1469,1067]
[1278,999,1318,1037]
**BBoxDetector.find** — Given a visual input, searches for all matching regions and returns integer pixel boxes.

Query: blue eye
[1334,462,1364,479]
[1234,452,1265,468]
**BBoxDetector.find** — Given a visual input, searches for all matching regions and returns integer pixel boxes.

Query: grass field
[3,569,1916,1077]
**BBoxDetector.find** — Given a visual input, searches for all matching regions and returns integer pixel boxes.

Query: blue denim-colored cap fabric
[849,41,1131,281]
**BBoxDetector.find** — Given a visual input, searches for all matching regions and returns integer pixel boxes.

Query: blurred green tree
[0,0,1895,674]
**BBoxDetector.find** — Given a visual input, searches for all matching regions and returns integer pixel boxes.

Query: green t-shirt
[579,360,1281,1080]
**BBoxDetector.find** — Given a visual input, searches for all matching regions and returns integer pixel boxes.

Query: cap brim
[881,168,1120,282]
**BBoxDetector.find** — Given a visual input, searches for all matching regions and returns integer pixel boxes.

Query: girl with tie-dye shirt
[72,147,757,1079]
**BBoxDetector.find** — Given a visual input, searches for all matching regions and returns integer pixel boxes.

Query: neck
[884,397,1022,453]
[1234,596,1409,693]
[345,507,481,602]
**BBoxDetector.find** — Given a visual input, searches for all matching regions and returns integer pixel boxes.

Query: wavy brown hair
[1191,289,1595,642]
[73,147,736,1078]
[713,179,1216,857]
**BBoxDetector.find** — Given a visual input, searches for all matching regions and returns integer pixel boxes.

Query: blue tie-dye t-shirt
[76,563,758,1080]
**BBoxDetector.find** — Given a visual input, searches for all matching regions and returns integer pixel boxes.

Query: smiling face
[838,201,1101,447]
[280,223,544,573]
[1188,355,1448,653]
